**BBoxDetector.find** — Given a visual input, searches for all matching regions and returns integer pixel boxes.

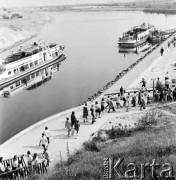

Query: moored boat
[118,41,152,55]
[118,23,154,48]
[0,41,65,89]
[0,60,62,98]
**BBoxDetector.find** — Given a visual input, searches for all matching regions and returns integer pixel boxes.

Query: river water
[0,11,176,144]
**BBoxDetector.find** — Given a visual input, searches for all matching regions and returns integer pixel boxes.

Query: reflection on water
[1,60,62,98]
[118,41,153,55]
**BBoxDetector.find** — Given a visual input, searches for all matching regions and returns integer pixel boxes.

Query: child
[75,120,80,136]
[43,149,50,167]
[65,117,71,136]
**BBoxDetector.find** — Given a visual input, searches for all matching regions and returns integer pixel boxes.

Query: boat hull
[0,54,66,89]
[118,37,148,48]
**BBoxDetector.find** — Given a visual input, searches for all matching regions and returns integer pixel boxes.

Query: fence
[161,28,176,35]
[0,161,47,180]
[2,156,26,170]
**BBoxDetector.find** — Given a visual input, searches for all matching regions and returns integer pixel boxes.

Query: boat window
[31,73,35,78]
[40,70,44,75]
[20,66,25,72]
[39,58,43,64]
[25,64,29,69]
[14,69,18,74]
[30,62,33,67]
[34,60,38,66]
[52,53,56,58]
[21,78,27,84]
[16,81,20,87]
[8,71,11,75]
[26,76,30,81]
[36,71,39,77]
[55,52,58,56]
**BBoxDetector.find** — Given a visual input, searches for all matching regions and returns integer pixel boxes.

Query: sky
[0,0,139,8]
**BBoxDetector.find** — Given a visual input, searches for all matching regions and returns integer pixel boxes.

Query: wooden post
[153,79,155,97]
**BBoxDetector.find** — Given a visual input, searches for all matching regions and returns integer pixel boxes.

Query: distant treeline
[143,8,176,15]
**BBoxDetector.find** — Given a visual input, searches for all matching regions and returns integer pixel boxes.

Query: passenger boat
[0,41,65,89]
[147,29,165,44]
[118,23,155,48]
[0,60,62,98]
[118,41,152,55]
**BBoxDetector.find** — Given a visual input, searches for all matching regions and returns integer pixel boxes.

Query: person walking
[90,105,96,124]
[75,120,80,136]
[126,94,130,112]
[43,126,50,144]
[39,133,48,151]
[165,77,170,90]
[65,117,71,137]
[71,111,76,127]
[138,90,142,105]
[140,78,147,90]
[83,103,88,122]
[173,87,176,101]
[116,94,121,109]
[95,101,101,118]
[156,77,162,91]
[132,92,137,107]
[120,86,123,96]
[105,96,110,109]
[101,98,105,113]
[160,47,164,56]
[140,94,146,110]
[108,98,116,113]
[43,149,50,167]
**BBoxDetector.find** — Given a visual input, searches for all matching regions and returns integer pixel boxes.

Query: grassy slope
[32,105,176,180]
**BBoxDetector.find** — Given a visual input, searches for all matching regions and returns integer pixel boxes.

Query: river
[0,10,176,144]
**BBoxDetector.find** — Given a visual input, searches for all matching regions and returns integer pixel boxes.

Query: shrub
[136,109,159,131]
[106,126,132,139]
[11,13,23,19]
[83,140,100,152]
[92,129,108,142]
[172,78,176,83]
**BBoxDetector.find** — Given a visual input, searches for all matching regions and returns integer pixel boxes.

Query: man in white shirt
[39,133,48,150]
[43,127,50,144]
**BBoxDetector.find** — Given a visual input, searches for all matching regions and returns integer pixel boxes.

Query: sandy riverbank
[0,8,53,55]
[0,32,176,171]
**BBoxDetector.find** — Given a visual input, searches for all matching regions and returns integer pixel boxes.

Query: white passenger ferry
[0,42,65,89]
[0,60,62,98]
[118,23,154,48]
[118,41,152,55]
